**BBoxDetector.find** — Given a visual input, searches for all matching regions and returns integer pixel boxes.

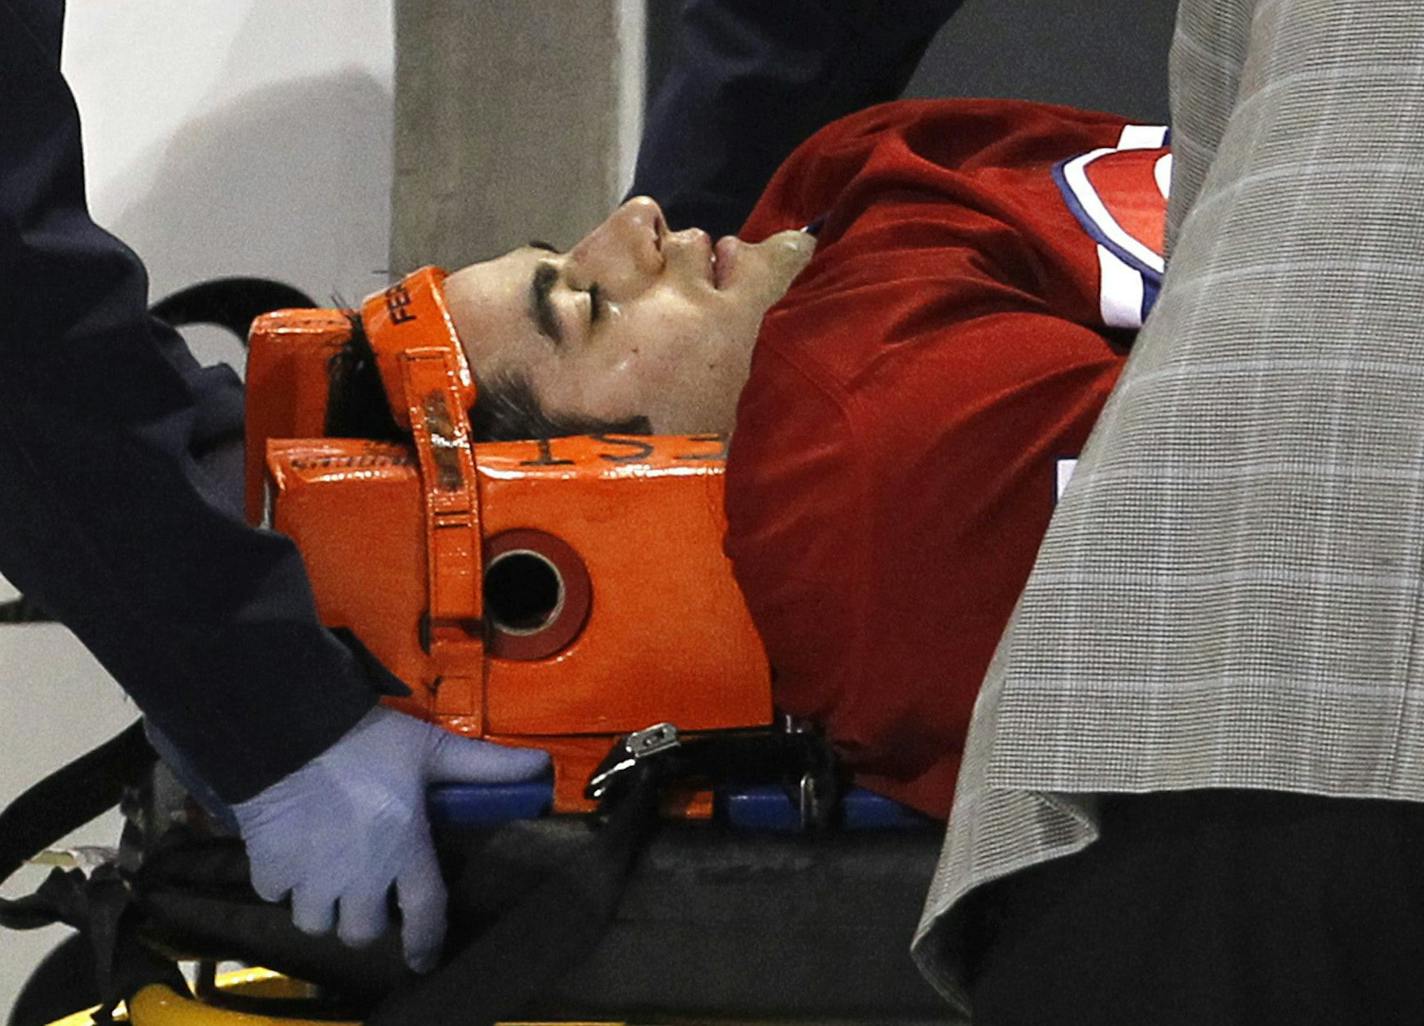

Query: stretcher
[7,269,948,1026]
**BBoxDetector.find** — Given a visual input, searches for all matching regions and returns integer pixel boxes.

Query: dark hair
[470,372,652,440]
[325,315,651,442]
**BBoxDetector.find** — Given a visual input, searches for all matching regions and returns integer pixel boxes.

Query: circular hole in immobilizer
[484,550,565,635]
[484,529,592,661]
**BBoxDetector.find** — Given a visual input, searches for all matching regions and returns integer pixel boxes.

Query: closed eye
[529,261,563,345]
[527,241,600,338]
[587,282,604,325]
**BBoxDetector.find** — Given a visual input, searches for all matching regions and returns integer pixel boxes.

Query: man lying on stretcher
[159,96,1165,970]
[332,97,1168,820]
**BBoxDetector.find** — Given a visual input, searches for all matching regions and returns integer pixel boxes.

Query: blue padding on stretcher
[718,785,935,832]
[427,780,932,831]
[428,780,554,826]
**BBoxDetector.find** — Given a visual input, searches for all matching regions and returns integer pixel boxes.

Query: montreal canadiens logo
[1054,126,1171,327]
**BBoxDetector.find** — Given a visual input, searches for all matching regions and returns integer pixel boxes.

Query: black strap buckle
[585,722,681,804]
[584,720,845,830]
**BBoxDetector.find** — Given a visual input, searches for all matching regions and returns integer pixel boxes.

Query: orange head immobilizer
[245,267,771,812]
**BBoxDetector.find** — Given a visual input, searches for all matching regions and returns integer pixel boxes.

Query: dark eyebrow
[529,261,562,345]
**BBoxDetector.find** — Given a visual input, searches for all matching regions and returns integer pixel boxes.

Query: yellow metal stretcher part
[46,967,626,1026]
[245,268,773,814]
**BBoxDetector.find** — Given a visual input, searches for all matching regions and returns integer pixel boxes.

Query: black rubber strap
[147,278,316,338]
[0,720,155,902]
[368,765,661,1026]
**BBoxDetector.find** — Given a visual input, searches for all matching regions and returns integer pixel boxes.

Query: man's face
[443,197,815,435]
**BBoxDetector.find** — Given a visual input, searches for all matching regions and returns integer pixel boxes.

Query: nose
[564,196,665,298]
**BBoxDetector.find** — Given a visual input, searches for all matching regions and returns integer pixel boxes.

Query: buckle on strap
[585,722,681,803]
[584,721,845,830]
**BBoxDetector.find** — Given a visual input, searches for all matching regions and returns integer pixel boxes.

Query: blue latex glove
[231,706,550,972]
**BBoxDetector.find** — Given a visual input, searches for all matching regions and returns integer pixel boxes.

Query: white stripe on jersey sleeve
[1154,153,1173,199]
[1117,124,1170,150]
[1097,244,1146,329]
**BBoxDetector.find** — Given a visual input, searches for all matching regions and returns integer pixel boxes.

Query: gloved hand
[231,705,550,972]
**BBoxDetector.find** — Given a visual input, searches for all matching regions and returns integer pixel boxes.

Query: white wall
[0,2,394,1015]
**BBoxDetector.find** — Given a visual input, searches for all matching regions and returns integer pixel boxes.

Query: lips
[713,236,739,289]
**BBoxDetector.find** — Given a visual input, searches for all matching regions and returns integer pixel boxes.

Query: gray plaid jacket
[912,0,1424,1018]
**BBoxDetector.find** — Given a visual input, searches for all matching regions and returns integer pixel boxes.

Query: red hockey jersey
[725,99,1169,817]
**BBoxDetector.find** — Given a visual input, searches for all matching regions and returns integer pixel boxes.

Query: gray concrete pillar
[391,0,643,272]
